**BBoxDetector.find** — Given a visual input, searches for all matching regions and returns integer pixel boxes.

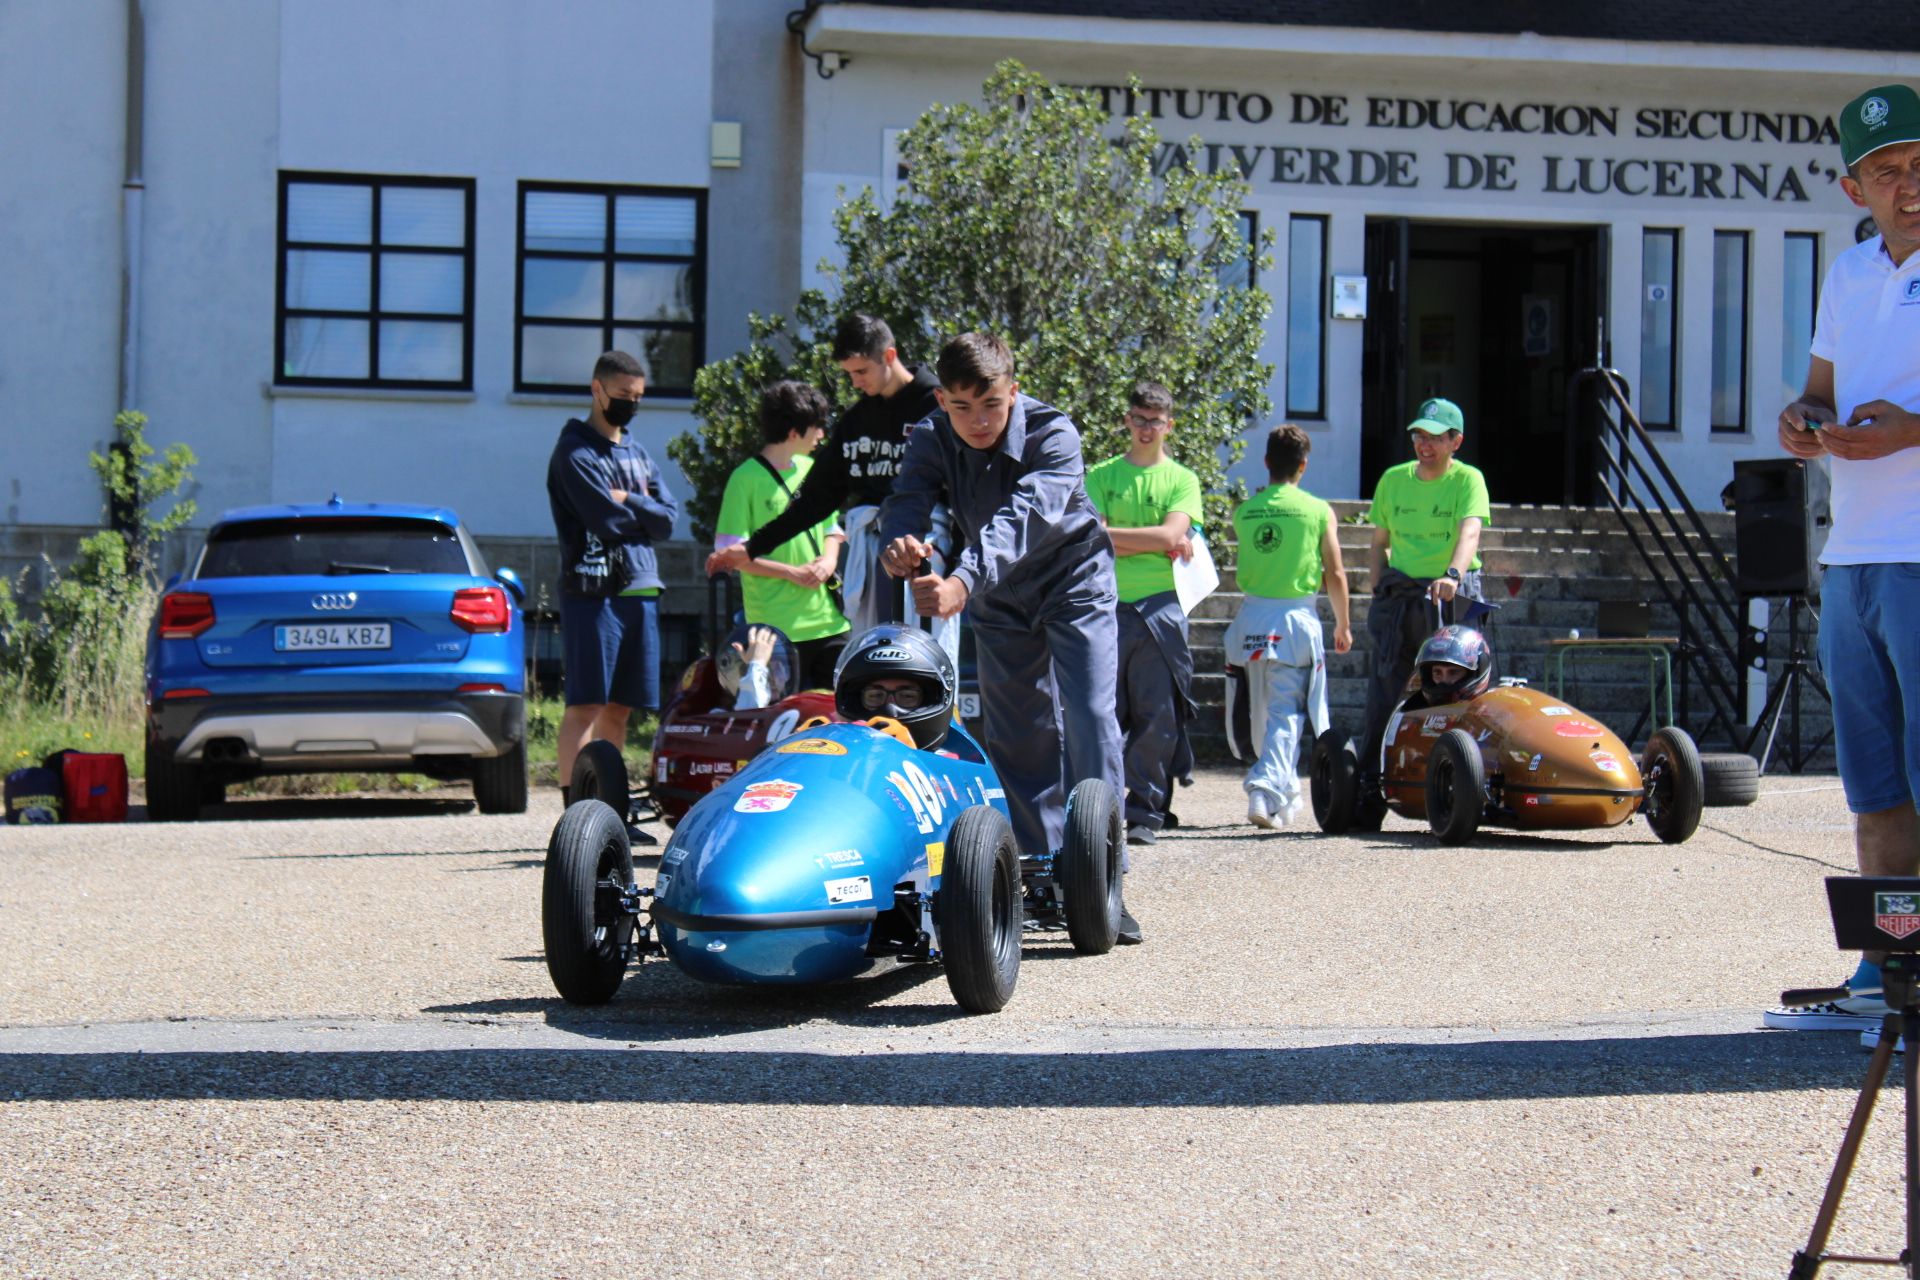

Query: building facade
[5,0,1917,601]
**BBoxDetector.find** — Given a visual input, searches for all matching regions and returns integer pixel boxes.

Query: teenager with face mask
[546,349,678,804]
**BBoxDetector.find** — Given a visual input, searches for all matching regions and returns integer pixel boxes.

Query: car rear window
[197,518,471,578]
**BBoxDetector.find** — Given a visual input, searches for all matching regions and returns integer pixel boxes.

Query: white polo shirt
[1810,234,1920,564]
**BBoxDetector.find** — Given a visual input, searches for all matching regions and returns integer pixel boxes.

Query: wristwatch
[1443,567,1462,583]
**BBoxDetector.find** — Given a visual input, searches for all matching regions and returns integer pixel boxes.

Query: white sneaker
[1862,1026,1906,1053]
[1276,794,1307,827]
[1247,790,1278,830]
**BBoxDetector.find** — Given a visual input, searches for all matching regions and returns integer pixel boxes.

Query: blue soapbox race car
[541,626,1125,1014]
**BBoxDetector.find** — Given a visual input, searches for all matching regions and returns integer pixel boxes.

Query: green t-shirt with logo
[716,455,850,643]
[1367,461,1491,579]
[1084,455,1205,604]
[1233,482,1333,599]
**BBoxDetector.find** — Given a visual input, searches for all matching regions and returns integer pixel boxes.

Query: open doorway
[1361,220,1606,506]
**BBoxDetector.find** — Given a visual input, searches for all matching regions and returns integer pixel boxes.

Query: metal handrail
[1569,367,1747,749]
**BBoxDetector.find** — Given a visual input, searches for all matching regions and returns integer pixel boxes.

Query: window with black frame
[1286,213,1327,420]
[515,183,706,397]
[276,172,475,389]
[1639,228,1679,430]
[1710,230,1750,432]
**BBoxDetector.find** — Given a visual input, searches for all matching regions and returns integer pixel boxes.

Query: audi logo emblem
[311,592,359,611]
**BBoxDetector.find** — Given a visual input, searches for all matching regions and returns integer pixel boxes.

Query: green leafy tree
[671,60,1273,542]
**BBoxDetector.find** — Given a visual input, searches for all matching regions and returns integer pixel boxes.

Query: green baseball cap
[1407,397,1465,436]
[1840,84,1920,168]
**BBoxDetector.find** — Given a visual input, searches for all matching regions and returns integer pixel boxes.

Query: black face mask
[602,397,639,428]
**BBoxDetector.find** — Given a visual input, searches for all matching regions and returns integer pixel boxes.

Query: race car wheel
[472,740,529,815]
[1425,728,1486,846]
[936,804,1021,1014]
[1641,726,1705,845]
[542,799,637,1005]
[570,739,629,818]
[1061,777,1123,955]
[1310,729,1359,834]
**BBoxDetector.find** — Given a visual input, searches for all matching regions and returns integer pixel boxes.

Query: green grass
[0,692,654,797]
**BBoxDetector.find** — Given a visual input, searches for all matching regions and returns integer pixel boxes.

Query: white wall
[5,0,719,541]
[0,0,129,527]
[793,23,1905,504]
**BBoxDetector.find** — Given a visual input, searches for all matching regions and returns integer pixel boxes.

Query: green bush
[670,60,1273,543]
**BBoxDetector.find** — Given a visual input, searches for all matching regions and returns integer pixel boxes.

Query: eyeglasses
[860,681,925,710]
[1127,412,1171,430]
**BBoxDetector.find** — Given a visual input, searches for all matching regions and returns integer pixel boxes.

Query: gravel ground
[0,770,1903,1278]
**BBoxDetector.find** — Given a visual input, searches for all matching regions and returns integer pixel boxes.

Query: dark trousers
[970,588,1124,862]
[1115,591,1193,830]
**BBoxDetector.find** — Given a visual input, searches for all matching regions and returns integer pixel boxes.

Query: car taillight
[457,683,507,694]
[450,586,510,634]
[159,592,215,638]
[162,687,211,699]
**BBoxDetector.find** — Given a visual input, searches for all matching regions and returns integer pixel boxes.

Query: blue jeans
[1818,563,1920,814]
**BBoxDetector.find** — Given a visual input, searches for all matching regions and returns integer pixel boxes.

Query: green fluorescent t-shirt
[1084,455,1204,603]
[1366,461,1491,579]
[716,455,850,643]
[1232,483,1332,599]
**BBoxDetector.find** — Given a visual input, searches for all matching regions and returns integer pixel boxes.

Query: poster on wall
[1522,294,1555,357]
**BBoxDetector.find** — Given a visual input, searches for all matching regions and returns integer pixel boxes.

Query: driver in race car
[1404,626,1495,710]
[832,624,957,752]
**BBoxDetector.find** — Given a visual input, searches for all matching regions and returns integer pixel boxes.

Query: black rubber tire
[472,739,529,814]
[144,733,202,823]
[1310,729,1359,834]
[542,799,636,1005]
[1060,778,1123,955]
[199,778,227,806]
[936,804,1021,1013]
[1425,728,1486,846]
[1641,726,1705,844]
[570,739,629,816]
[1701,752,1761,807]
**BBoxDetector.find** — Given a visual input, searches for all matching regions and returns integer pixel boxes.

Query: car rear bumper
[151,690,523,769]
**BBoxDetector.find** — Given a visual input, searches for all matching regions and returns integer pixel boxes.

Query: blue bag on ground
[4,767,64,824]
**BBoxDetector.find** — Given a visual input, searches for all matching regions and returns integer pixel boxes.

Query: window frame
[1710,229,1751,433]
[514,180,708,398]
[1638,227,1679,431]
[274,170,477,390]
[1285,212,1329,421]
[1781,231,1821,405]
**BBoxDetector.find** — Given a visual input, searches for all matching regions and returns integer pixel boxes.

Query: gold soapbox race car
[1311,625,1704,846]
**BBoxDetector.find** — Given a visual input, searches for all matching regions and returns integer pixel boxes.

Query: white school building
[5,0,1916,602]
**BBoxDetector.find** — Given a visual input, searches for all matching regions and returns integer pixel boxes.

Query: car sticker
[1540,706,1573,717]
[765,708,801,744]
[663,724,708,735]
[690,761,734,776]
[734,780,803,813]
[1554,719,1604,738]
[813,848,863,870]
[823,875,872,904]
[654,873,673,894]
[1589,750,1622,773]
[1529,753,1543,772]
[777,737,847,756]
[981,787,1005,802]
[926,842,945,877]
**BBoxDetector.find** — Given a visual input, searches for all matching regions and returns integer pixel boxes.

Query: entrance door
[1359,220,1606,506]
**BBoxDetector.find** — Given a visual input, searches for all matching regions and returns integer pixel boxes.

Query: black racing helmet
[1415,625,1495,702]
[714,623,798,705]
[833,624,956,750]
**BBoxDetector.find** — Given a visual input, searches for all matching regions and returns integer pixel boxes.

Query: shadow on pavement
[140,796,479,823]
[0,1031,1870,1106]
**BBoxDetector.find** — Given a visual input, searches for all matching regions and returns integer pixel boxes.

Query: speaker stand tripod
[1745,594,1833,775]
[1789,954,1920,1278]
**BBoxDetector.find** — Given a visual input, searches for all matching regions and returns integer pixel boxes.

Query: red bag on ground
[58,752,129,823]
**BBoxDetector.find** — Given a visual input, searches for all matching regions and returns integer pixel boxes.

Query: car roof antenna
[327,492,344,507]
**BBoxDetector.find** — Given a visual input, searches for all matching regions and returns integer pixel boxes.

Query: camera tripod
[1745,594,1832,776]
[1786,952,1920,1278]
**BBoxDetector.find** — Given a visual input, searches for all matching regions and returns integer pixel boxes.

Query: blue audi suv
[144,498,528,820]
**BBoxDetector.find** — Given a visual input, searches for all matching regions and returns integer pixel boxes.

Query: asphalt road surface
[0,769,1903,1278]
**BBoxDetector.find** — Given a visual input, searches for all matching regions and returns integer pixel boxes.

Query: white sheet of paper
[1172,529,1220,617]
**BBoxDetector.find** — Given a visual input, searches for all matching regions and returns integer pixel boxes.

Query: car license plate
[959,693,980,719]
[274,623,392,652]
